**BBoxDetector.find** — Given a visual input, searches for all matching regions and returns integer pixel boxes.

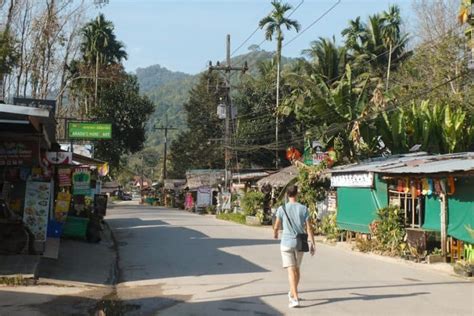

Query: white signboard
[331,172,374,188]
[196,186,212,207]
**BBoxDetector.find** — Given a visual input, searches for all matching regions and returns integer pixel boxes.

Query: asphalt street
[107,202,474,316]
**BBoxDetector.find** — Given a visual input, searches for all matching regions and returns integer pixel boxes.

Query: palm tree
[259,0,300,68]
[301,36,346,85]
[259,0,300,167]
[381,5,403,89]
[80,14,127,111]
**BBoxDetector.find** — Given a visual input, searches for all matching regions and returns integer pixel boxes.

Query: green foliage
[369,206,406,256]
[168,72,224,178]
[320,213,340,240]
[0,31,18,76]
[216,212,246,224]
[241,191,265,216]
[92,75,154,168]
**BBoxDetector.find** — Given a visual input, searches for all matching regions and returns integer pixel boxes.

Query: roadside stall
[330,152,474,261]
[185,169,224,212]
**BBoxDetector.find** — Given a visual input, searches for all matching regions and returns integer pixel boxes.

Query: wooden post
[440,192,448,260]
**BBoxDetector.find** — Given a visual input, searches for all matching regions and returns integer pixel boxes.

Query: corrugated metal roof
[330,152,474,175]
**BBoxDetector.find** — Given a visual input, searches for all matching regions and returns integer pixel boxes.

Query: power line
[283,0,341,48]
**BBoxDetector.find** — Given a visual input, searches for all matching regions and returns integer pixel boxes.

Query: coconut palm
[301,36,346,85]
[381,5,404,89]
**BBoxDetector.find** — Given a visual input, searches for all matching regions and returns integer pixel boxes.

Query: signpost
[68,122,112,139]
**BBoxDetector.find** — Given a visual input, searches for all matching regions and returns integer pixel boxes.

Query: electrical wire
[283,0,341,48]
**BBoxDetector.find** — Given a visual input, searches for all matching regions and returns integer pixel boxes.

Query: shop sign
[0,141,36,166]
[72,167,91,195]
[68,122,112,139]
[331,172,374,188]
[46,152,72,164]
[23,181,51,242]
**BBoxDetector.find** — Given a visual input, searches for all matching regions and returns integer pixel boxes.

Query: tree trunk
[386,43,392,90]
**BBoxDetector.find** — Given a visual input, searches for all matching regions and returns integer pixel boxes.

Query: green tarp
[336,175,388,233]
[447,178,474,244]
[422,195,441,231]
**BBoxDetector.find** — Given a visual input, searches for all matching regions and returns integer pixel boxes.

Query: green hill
[136,50,299,147]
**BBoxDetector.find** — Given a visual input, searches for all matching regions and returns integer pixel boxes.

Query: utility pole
[208,34,248,192]
[154,118,177,181]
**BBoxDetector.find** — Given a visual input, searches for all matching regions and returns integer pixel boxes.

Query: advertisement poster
[23,181,51,242]
[55,192,71,222]
[72,167,91,195]
[58,168,72,187]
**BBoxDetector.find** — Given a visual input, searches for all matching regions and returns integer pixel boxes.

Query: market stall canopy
[102,181,120,194]
[185,169,225,190]
[0,104,56,147]
[257,165,298,188]
[232,170,271,182]
[164,179,186,190]
[330,152,474,177]
[72,153,105,167]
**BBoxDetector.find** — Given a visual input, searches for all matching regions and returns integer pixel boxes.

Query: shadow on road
[108,217,279,282]
[300,291,430,308]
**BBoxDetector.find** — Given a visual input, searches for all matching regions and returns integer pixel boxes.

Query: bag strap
[281,203,297,234]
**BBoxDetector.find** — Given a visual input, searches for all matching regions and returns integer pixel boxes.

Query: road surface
[108,202,473,316]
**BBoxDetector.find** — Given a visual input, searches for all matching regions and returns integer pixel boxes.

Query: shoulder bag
[282,204,309,252]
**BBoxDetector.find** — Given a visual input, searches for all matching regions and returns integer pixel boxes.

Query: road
[108,202,473,316]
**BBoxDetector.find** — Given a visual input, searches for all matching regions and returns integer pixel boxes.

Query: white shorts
[281,245,304,268]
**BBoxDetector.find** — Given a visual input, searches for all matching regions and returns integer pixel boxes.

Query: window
[388,188,425,228]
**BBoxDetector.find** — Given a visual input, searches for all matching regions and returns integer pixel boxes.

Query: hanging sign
[46,152,72,165]
[72,167,91,195]
[331,172,374,188]
[68,122,112,139]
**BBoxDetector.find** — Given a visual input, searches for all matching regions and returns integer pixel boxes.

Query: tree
[92,74,154,168]
[381,5,403,89]
[301,36,346,86]
[168,73,225,178]
[258,0,300,67]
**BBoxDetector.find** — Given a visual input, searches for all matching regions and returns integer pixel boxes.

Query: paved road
[108,202,473,316]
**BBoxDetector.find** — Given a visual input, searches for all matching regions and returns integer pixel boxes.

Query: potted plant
[426,248,444,264]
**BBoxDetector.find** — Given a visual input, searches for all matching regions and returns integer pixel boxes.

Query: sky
[97,0,413,74]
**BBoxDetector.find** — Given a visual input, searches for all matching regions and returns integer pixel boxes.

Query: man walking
[273,185,315,308]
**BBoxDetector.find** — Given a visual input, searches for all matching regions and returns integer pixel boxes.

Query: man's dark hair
[287,185,298,197]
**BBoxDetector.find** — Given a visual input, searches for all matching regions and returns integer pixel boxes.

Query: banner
[72,167,91,195]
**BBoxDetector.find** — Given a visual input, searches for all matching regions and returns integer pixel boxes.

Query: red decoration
[286,147,301,162]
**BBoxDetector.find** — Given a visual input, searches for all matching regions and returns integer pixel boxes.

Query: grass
[216,212,246,225]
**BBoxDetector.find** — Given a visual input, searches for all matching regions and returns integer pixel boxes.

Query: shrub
[371,206,406,256]
[205,205,216,214]
[216,212,246,224]
[241,191,265,216]
[320,213,340,240]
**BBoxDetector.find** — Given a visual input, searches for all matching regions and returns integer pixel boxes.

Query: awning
[72,153,105,166]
